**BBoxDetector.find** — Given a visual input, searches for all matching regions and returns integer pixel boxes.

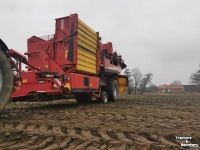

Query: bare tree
[190,63,200,83]
[149,83,157,91]
[190,68,200,91]
[139,73,153,95]
[171,80,182,85]
[132,67,142,95]
[124,68,133,95]
[190,72,200,84]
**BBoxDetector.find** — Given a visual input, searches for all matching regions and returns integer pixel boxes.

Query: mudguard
[117,75,128,93]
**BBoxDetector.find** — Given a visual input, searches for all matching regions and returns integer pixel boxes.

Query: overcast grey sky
[0,0,200,85]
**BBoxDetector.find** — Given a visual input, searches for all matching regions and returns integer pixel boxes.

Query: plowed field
[0,94,200,150]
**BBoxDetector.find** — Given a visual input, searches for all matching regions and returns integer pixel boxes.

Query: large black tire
[0,50,13,113]
[106,79,118,102]
[75,93,92,102]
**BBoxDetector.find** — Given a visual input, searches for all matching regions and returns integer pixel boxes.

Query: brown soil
[0,93,200,150]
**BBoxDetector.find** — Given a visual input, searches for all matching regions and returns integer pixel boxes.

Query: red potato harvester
[0,13,128,113]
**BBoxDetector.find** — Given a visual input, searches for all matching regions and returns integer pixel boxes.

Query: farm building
[157,85,184,93]
[183,85,198,91]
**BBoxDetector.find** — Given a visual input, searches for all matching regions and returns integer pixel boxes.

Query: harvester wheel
[98,91,108,103]
[106,79,118,102]
[0,50,13,113]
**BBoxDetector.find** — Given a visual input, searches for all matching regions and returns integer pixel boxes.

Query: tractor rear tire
[106,78,118,102]
[98,91,108,103]
[0,50,13,113]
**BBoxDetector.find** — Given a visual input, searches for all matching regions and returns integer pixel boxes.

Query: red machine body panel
[12,72,54,98]
[69,73,99,92]
[104,57,121,74]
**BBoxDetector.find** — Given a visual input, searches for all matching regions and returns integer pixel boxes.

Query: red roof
[157,85,183,90]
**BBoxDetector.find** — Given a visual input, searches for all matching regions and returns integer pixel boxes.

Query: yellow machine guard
[76,18,97,75]
[78,19,97,54]
[76,47,96,74]
[117,75,128,92]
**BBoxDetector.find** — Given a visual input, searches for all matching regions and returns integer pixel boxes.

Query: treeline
[124,67,153,95]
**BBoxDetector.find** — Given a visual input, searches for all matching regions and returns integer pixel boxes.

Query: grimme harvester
[0,13,127,113]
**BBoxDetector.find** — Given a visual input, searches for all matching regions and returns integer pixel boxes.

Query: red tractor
[0,14,127,113]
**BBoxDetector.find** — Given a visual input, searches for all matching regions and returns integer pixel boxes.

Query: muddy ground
[0,93,200,150]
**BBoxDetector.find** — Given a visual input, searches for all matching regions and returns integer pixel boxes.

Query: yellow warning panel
[64,83,71,91]
[22,79,27,83]
[15,87,20,91]
[117,76,128,93]
[45,65,48,69]
[65,49,68,58]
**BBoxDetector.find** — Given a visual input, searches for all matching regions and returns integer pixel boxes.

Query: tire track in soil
[0,121,160,150]
[1,94,200,149]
